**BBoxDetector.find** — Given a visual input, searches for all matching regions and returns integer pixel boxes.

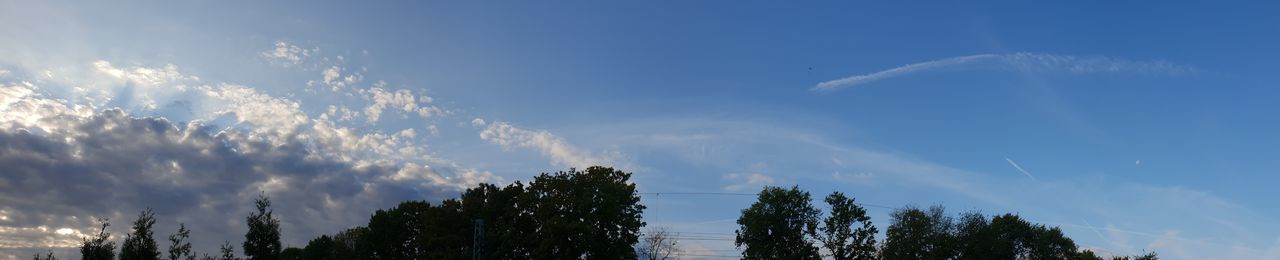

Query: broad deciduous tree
[735,186,821,260]
[818,192,877,260]
[881,205,953,260]
[637,227,679,260]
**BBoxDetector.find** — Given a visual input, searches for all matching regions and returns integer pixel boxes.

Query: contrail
[1004,157,1038,181]
[812,52,1196,91]
[813,54,997,91]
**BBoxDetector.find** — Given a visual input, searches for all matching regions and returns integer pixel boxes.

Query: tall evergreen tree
[81,217,117,260]
[168,223,193,260]
[818,192,878,260]
[243,194,281,260]
[121,208,162,260]
[735,186,821,260]
[220,241,239,260]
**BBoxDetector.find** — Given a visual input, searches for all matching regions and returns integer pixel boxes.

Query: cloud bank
[0,57,499,257]
[813,53,1197,91]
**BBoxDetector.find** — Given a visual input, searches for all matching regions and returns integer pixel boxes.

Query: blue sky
[2,1,1279,259]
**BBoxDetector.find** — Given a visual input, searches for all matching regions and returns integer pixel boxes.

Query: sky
[2,1,1279,259]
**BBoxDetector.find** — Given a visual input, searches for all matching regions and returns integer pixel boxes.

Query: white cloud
[0,62,499,255]
[478,120,623,169]
[260,41,317,67]
[361,86,442,123]
[722,173,775,192]
[317,66,363,92]
[92,61,198,88]
[813,53,1197,91]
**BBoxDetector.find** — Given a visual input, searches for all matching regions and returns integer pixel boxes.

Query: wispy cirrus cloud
[813,53,1197,91]
[474,119,626,170]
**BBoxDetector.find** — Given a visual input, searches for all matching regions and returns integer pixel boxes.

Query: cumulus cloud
[315,66,363,92]
[0,63,498,256]
[478,119,623,169]
[260,41,318,67]
[813,53,1197,91]
[361,85,443,123]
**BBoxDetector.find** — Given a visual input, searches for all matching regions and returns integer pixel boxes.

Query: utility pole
[472,218,485,260]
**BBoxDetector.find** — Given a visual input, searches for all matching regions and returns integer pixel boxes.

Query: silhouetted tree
[364,200,432,259]
[463,182,536,259]
[243,194,281,260]
[881,205,953,260]
[951,211,992,259]
[421,199,470,259]
[637,227,679,260]
[81,217,117,260]
[122,208,162,260]
[735,186,821,260]
[818,192,877,260]
[167,223,193,260]
[31,250,56,260]
[278,248,302,260]
[523,166,647,259]
[331,227,368,259]
[1077,250,1159,260]
[302,235,335,260]
[219,241,239,260]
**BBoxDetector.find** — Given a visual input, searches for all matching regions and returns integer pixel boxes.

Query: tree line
[733,186,1157,260]
[50,166,1156,260]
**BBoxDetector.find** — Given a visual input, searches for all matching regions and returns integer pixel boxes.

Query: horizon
[3,1,1280,259]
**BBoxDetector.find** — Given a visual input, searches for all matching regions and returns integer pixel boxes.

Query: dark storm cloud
[0,108,468,256]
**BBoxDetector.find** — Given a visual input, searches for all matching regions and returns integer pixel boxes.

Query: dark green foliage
[122,208,162,260]
[302,235,335,260]
[278,248,302,260]
[364,200,432,259]
[951,213,1082,259]
[465,182,536,259]
[735,186,821,260]
[243,194,281,260]
[219,241,238,260]
[293,166,644,260]
[420,199,470,259]
[81,217,117,260]
[818,192,878,260]
[168,223,193,260]
[882,205,954,260]
[523,166,647,259]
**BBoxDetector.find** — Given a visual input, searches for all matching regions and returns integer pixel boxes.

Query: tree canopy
[81,217,117,260]
[243,194,281,260]
[735,185,822,260]
[58,166,1159,260]
[121,208,162,260]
